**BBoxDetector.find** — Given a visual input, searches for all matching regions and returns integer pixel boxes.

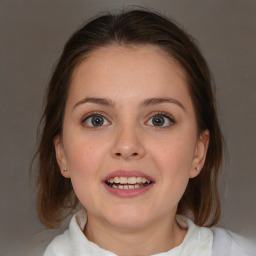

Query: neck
[84,213,187,256]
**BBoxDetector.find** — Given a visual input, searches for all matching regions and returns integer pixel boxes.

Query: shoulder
[43,210,116,256]
[211,227,256,256]
[44,229,72,256]
[43,210,89,256]
[43,211,84,256]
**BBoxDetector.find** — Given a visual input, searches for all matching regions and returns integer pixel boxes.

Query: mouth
[103,170,154,198]
[105,176,152,189]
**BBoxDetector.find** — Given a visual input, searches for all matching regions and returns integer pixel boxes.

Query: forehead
[68,45,191,106]
[73,44,187,81]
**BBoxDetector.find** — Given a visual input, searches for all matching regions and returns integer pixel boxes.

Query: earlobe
[190,130,210,178]
[53,135,70,178]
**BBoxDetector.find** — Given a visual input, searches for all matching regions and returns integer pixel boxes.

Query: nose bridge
[111,119,145,160]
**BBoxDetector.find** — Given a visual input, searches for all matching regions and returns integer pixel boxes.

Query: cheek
[149,133,196,170]
[148,132,196,196]
[64,136,106,178]
[64,140,105,206]
[151,139,192,200]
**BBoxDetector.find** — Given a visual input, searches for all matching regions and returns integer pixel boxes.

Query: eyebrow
[73,97,185,112]
[73,97,115,110]
[140,97,186,112]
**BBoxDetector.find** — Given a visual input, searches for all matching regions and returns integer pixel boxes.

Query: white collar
[68,210,213,256]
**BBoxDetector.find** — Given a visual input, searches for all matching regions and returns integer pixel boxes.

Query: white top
[44,210,256,256]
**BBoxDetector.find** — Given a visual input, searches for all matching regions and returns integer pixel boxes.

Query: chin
[103,206,153,230]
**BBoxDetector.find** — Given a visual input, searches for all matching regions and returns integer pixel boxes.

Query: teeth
[113,177,120,184]
[127,177,137,184]
[119,177,127,184]
[107,176,150,184]
[109,183,150,189]
[137,177,142,183]
[106,176,152,189]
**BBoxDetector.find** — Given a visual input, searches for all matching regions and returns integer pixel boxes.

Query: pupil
[153,115,164,126]
[92,116,103,126]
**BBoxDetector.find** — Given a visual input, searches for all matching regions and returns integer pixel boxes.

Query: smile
[105,176,152,189]
[103,170,154,197]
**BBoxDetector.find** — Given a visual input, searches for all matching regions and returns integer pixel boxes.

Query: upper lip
[103,170,155,183]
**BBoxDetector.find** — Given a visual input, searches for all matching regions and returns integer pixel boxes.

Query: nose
[111,125,146,161]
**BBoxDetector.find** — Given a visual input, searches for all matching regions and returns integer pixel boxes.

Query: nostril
[114,152,139,158]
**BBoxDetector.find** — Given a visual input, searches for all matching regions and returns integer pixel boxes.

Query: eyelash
[81,111,176,129]
[146,111,176,128]
[81,112,111,129]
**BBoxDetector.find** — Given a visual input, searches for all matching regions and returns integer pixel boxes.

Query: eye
[82,114,110,127]
[146,114,175,127]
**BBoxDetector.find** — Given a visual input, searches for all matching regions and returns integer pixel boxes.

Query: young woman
[35,9,255,256]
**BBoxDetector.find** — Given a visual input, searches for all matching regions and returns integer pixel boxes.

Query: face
[54,45,209,231]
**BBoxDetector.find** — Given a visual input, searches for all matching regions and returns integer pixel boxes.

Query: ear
[190,130,210,178]
[53,135,70,178]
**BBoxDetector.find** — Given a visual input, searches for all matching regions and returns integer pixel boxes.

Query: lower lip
[103,183,154,198]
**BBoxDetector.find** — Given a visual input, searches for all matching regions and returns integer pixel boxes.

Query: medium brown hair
[35,9,223,228]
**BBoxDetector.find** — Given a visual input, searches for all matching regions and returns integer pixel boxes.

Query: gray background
[0,0,255,255]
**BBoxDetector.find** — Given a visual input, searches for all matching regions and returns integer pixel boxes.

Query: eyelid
[145,111,176,127]
[81,111,111,127]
